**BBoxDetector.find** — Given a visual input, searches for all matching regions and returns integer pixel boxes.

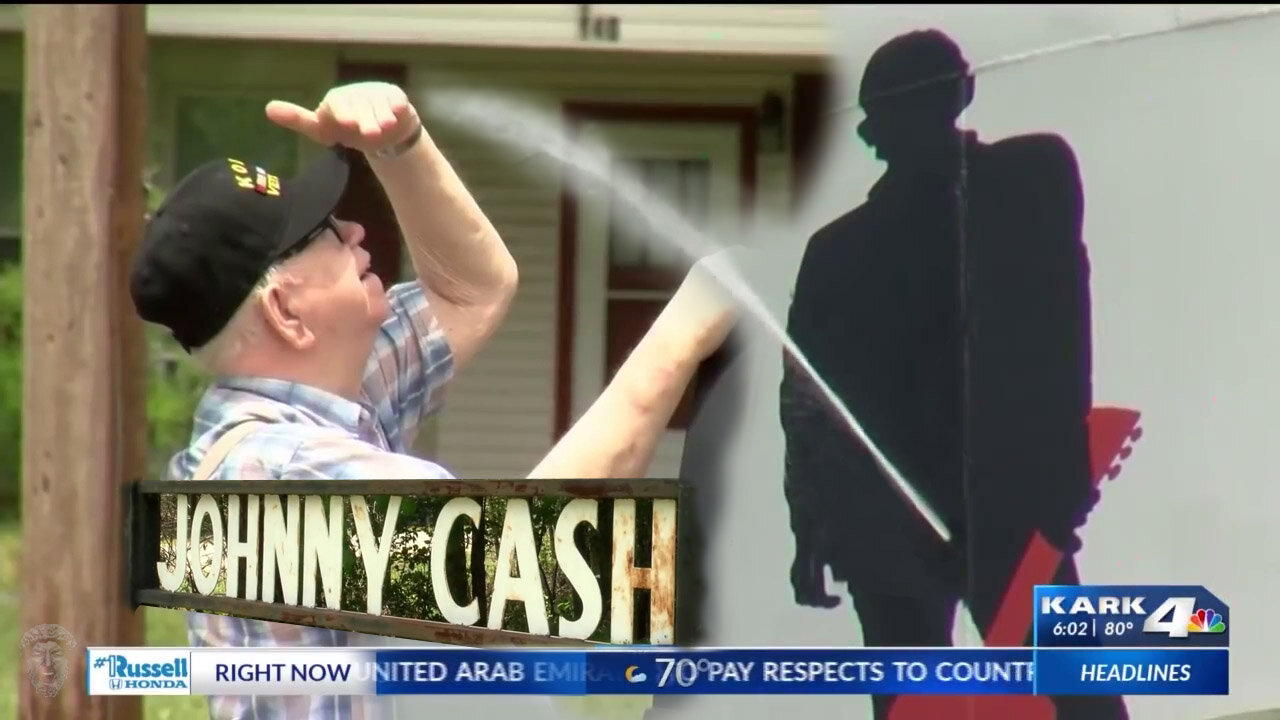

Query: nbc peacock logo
[1187,608,1226,634]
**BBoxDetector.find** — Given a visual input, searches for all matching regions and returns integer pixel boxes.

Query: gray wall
[697,5,1280,720]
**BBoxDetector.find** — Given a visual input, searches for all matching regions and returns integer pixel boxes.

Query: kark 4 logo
[1039,595,1227,638]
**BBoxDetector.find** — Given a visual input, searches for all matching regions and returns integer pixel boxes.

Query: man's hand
[266,82,420,155]
[791,550,841,609]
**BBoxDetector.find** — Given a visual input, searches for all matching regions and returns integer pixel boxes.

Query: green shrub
[144,327,209,479]
[0,261,20,516]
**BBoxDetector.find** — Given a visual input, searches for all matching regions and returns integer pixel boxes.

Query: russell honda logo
[86,648,192,696]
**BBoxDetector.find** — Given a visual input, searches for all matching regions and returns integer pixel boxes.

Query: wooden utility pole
[21,5,147,719]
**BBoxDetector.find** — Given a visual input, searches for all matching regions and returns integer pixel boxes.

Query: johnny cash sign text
[128,480,683,646]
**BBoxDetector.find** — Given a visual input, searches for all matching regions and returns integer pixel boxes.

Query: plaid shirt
[167,281,455,719]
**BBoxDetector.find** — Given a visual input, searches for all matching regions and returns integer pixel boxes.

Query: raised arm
[267,82,518,373]
[529,256,736,479]
[366,109,518,371]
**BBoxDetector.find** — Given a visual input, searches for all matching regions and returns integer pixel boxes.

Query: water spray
[422,89,953,545]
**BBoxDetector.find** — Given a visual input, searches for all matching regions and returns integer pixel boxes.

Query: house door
[568,119,744,479]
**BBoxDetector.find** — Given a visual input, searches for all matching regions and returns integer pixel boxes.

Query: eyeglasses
[305,215,340,244]
[277,215,339,262]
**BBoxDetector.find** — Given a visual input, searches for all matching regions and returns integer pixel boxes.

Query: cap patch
[227,158,254,190]
[225,158,280,197]
[253,166,281,197]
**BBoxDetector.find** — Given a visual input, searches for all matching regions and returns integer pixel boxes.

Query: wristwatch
[371,122,424,160]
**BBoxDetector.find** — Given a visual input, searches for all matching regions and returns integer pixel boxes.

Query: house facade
[0,4,835,480]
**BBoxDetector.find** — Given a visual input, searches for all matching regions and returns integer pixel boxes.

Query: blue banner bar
[1035,648,1228,695]
[370,647,1227,696]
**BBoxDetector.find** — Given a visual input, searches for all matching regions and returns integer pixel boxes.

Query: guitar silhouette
[888,406,1143,720]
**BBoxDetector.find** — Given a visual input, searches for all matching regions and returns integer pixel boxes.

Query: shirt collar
[210,375,375,432]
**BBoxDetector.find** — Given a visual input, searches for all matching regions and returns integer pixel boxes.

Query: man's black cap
[859,29,973,115]
[130,148,350,352]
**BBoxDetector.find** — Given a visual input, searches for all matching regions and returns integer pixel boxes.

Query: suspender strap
[190,421,267,481]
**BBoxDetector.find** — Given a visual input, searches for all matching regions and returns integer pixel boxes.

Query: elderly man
[129,81,735,719]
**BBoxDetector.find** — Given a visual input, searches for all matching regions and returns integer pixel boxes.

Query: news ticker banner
[88,584,1229,697]
[85,646,1228,697]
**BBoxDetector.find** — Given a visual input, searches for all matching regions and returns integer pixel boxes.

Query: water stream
[422,89,952,544]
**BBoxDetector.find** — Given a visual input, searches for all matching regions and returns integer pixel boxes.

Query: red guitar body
[887,407,1143,720]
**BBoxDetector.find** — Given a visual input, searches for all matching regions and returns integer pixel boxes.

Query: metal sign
[124,479,692,647]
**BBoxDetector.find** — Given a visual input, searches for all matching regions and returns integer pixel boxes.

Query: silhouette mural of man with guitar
[779,29,1136,719]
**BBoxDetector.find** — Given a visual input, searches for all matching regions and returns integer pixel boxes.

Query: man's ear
[260,283,316,351]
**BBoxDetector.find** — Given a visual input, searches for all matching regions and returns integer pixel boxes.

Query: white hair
[190,263,287,373]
